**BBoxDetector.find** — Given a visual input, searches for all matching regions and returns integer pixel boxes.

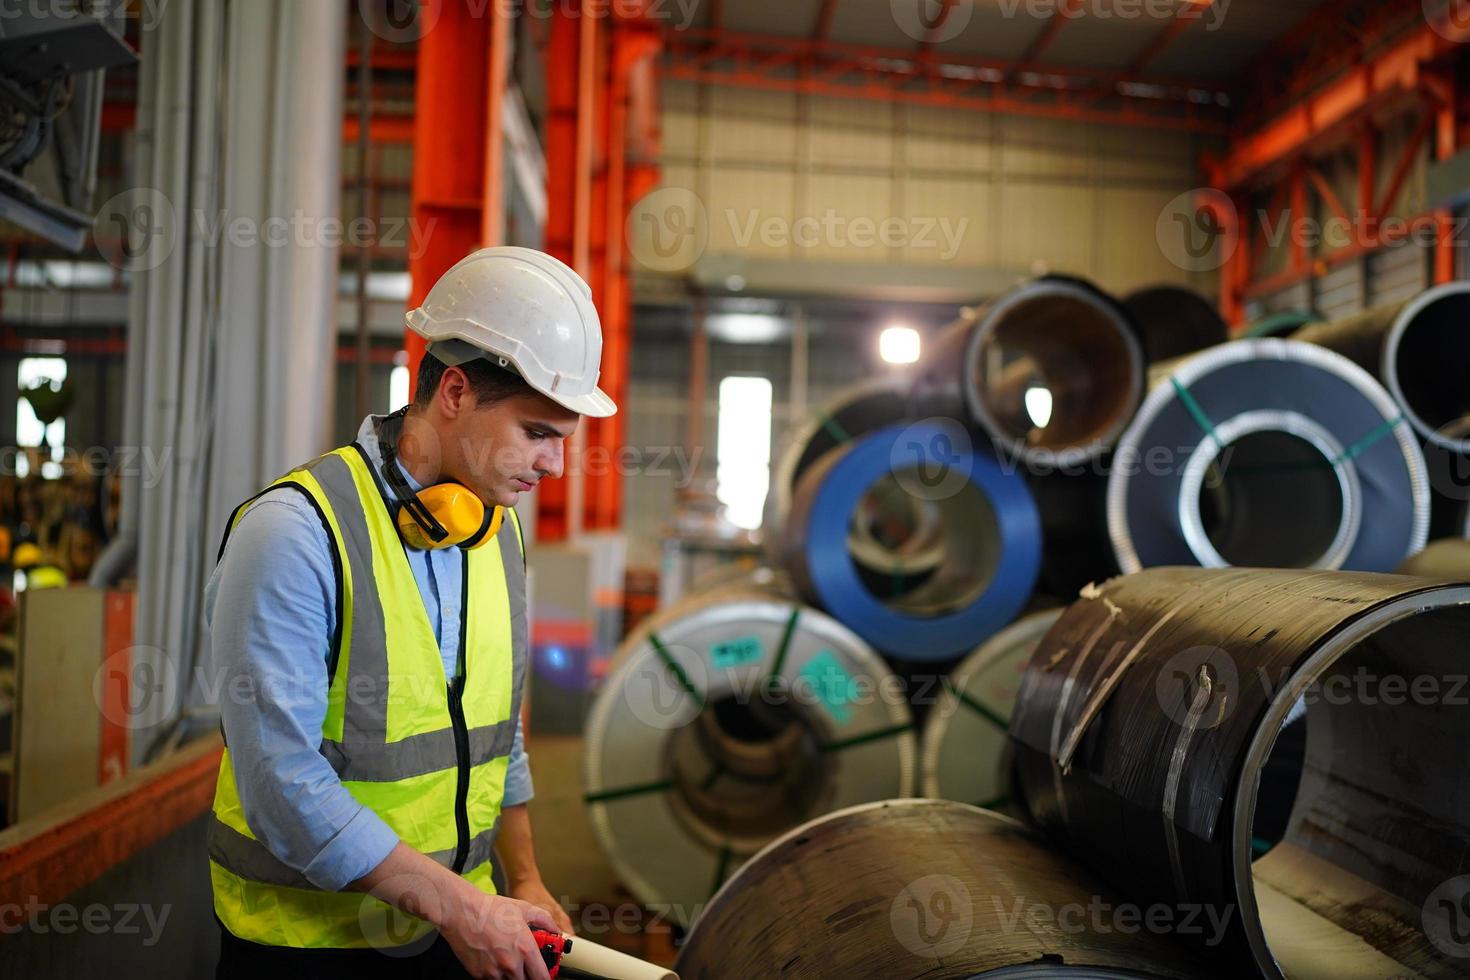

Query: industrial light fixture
[879,325,921,365]
[1025,386,1054,428]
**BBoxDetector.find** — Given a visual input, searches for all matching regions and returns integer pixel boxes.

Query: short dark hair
[414,352,537,409]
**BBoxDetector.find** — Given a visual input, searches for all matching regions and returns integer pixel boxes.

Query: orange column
[405,3,507,390]
[541,6,661,540]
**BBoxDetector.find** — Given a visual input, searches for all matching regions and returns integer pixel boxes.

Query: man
[205,247,614,979]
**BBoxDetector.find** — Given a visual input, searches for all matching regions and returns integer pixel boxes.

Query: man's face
[449,390,580,507]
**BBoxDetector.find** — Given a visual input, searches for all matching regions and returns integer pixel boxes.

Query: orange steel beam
[404,3,507,390]
[918,0,960,52]
[0,737,222,911]
[1209,20,1463,190]
[1015,0,1085,68]
[813,0,840,40]
[1124,5,1202,75]
[541,6,661,539]
[665,29,1229,134]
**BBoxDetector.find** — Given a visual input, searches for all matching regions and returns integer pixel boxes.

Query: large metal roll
[1108,338,1428,573]
[1009,567,1470,980]
[1396,537,1470,578]
[911,276,1144,468]
[921,608,1061,805]
[780,419,1042,661]
[766,380,943,597]
[584,589,915,926]
[676,799,1222,979]
[1243,309,1321,340]
[1123,284,1229,363]
[1294,283,1470,452]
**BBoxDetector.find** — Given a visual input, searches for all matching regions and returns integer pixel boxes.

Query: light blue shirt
[204,414,533,891]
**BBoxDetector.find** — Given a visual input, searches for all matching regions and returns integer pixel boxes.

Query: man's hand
[509,876,576,936]
[350,842,555,980]
[440,890,558,980]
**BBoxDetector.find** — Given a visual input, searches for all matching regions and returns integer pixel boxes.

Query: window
[17,357,68,479]
[716,376,772,531]
[388,352,410,413]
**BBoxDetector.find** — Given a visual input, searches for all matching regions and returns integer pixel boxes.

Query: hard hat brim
[553,385,617,418]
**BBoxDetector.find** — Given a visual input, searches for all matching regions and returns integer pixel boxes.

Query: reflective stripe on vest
[207,446,528,949]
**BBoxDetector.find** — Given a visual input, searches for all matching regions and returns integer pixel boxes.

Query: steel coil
[766,380,943,596]
[1243,310,1321,340]
[1294,283,1470,453]
[1108,338,1428,573]
[1123,284,1229,363]
[583,589,915,926]
[921,609,1062,804]
[780,419,1042,661]
[1009,567,1470,979]
[1396,537,1470,578]
[676,799,1223,979]
[911,276,1144,468]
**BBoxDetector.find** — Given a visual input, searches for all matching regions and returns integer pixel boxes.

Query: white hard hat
[406,246,616,418]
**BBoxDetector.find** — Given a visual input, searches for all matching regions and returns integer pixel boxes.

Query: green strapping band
[1169,376,1220,447]
[709,844,733,899]
[817,411,852,445]
[584,779,674,804]
[1335,414,1403,465]
[764,607,802,691]
[648,630,704,706]
[956,689,1010,732]
[819,722,912,754]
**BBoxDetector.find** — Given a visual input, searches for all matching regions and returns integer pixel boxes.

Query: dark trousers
[216,918,471,979]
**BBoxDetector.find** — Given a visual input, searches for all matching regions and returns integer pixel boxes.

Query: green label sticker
[710,635,764,670]
[798,650,857,725]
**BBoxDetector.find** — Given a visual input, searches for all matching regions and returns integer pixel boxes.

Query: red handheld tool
[532,928,572,978]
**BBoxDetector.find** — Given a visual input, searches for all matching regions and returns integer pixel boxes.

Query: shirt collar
[355,413,426,493]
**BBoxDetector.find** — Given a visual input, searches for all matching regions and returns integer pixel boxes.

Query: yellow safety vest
[207,444,528,948]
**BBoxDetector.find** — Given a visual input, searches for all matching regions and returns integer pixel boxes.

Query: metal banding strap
[584,779,675,805]
[647,630,704,707]
[1056,603,1184,774]
[816,411,852,445]
[955,689,1009,732]
[819,722,911,754]
[1162,664,1216,902]
[1169,376,1220,449]
[763,606,802,694]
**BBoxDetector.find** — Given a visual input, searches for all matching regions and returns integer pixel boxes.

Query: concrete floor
[525,734,680,967]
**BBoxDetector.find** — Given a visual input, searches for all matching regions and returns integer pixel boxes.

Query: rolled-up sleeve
[502,716,534,807]
[205,492,398,891]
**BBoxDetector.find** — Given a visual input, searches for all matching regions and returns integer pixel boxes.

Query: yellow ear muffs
[395,483,491,550]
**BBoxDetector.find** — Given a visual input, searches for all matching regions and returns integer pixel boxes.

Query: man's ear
[438,366,470,419]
